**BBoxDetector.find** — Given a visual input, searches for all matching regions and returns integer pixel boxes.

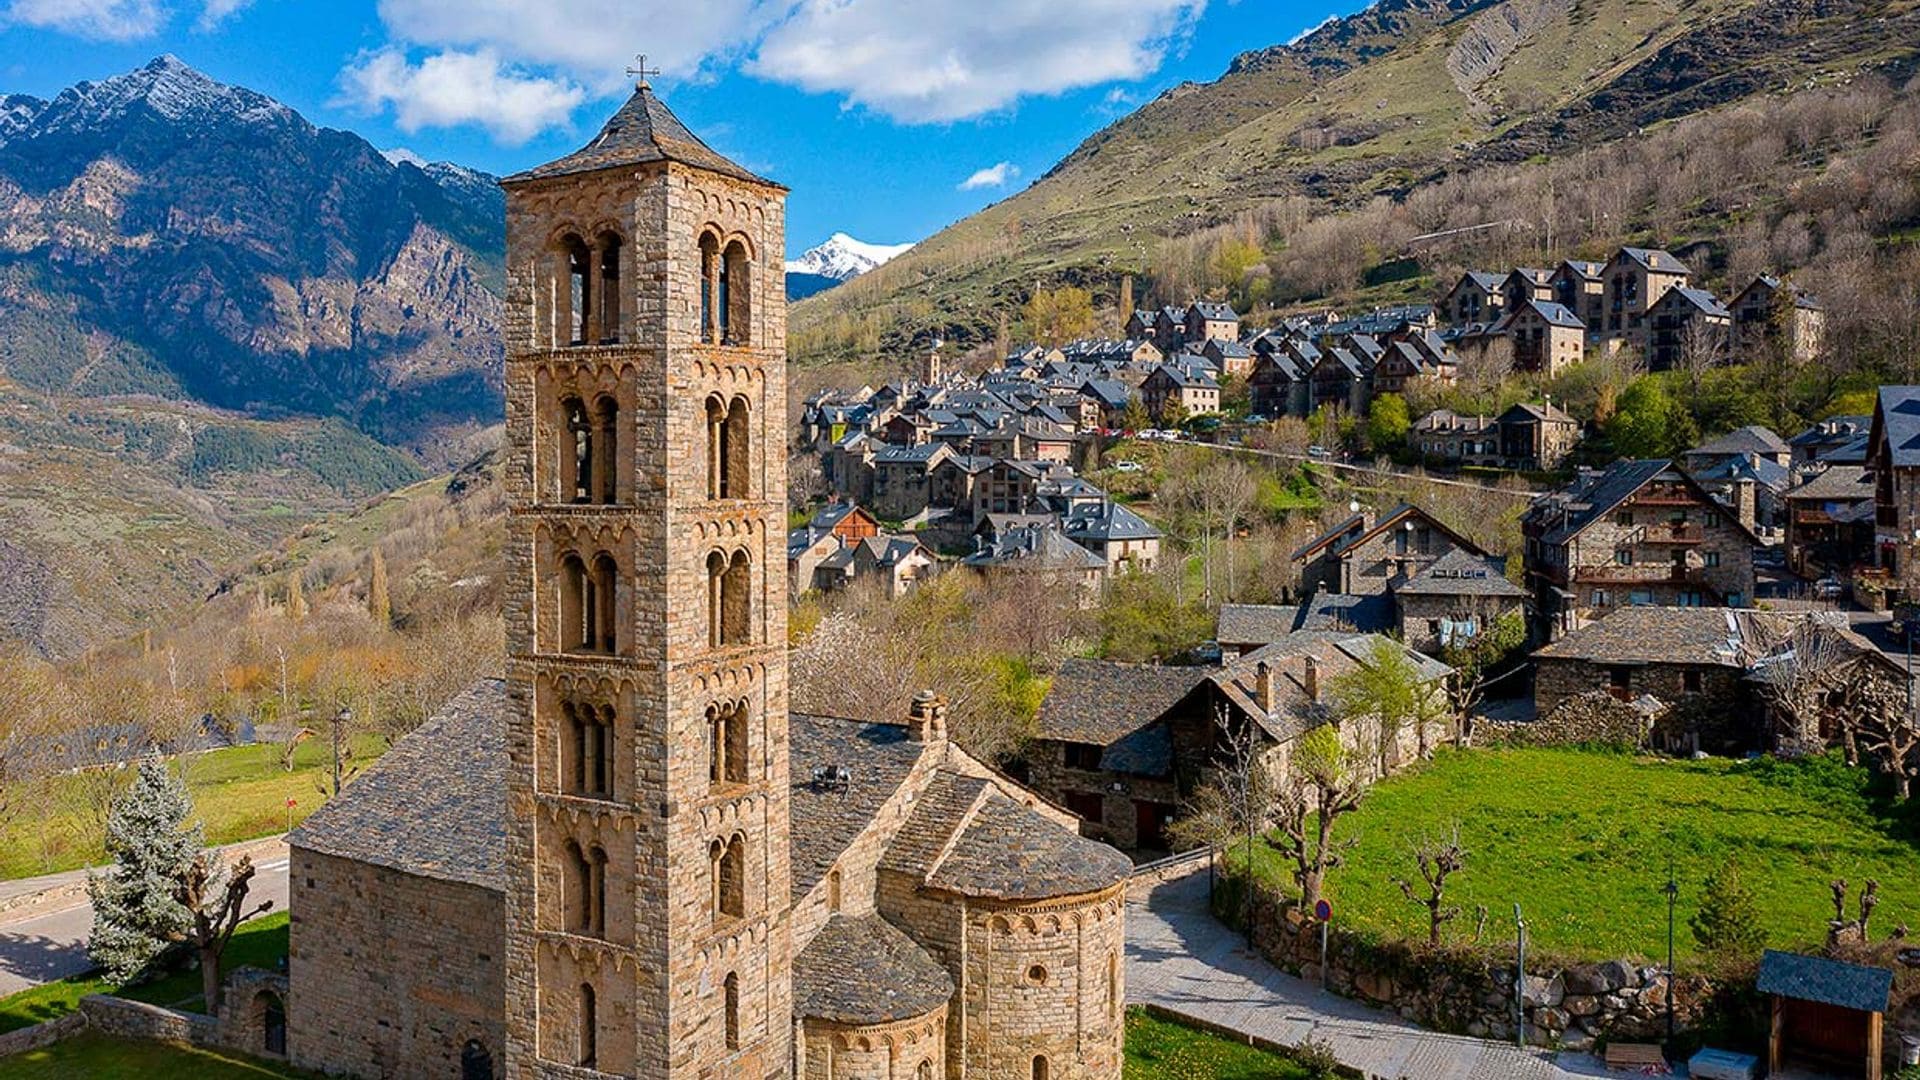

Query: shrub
[1690,861,1767,959]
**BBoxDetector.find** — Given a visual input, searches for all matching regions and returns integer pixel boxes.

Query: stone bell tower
[500,81,793,1080]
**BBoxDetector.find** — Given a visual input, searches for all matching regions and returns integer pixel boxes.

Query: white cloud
[750,0,1206,123]
[958,161,1018,191]
[339,47,586,145]
[4,0,166,40]
[371,0,776,93]
[195,0,250,31]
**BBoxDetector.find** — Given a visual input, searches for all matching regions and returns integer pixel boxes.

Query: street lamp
[1663,861,1679,1054]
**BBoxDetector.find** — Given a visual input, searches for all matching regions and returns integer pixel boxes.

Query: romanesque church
[284,82,1131,1080]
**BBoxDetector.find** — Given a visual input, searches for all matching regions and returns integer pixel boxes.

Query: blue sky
[0,0,1353,259]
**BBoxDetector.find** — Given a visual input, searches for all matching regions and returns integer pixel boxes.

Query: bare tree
[1393,826,1467,946]
[172,852,274,1011]
[1264,725,1364,911]
[1165,451,1255,601]
[1676,317,1724,405]
[1740,617,1868,761]
[1827,878,1882,945]
[1168,708,1276,941]
[1859,710,1920,802]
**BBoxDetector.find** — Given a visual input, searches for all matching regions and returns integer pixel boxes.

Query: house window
[1591,589,1610,607]
[1683,670,1704,693]
[1703,551,1721,568]
[1608,666,1632,691]
[1614,550,1633,565]
[1063,743,1104,770]
[1615,511,1633,526]
[1629,590,1653,606]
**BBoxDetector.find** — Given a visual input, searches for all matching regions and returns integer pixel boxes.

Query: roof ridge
[917,776,998,888]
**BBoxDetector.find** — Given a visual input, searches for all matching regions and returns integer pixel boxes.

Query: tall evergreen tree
[368,549,391,628]
[86,754,199,982]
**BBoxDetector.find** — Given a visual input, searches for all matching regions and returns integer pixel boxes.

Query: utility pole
[332,707,350,797]
[1514,902,1528,1049]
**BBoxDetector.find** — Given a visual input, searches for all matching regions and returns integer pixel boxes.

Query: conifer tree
[1690,860,1765,956]
[368,549,391,628]
[86,754,198,983]
[286,568,307,619]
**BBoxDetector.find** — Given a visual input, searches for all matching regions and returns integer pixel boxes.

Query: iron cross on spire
[626,54,662,88]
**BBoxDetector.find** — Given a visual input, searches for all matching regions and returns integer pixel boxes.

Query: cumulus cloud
[339,47,586,145]
[958,162,1018,191]
[5,0,166,40]
[751,0,1206,123]
[195,0,251,31]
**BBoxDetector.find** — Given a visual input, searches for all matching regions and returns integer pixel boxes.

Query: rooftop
[506,83,773,187]
[793,914,954,1024]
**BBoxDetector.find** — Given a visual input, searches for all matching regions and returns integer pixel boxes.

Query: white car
[1111,460,1144,473]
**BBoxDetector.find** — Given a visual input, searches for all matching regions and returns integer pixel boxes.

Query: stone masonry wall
[801,1010,947,1080]
[288,847,505,1079]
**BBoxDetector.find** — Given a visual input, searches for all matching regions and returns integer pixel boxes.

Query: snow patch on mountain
[785,232,914,282]
[29,55,296,136]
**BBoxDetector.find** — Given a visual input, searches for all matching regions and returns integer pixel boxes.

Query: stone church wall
[288,847,505,1078]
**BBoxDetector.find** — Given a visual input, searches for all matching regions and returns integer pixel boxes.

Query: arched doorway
[461,1037,495,1080]
[257,990,286,1056]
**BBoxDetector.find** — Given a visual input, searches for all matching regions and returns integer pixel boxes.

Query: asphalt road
[0,846,291,999]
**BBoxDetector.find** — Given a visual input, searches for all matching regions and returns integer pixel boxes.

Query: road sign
[1313,898,1332,923]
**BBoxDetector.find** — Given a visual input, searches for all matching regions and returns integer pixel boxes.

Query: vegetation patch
[1234,748,1920,963]
[1123,1009,1323,1079]
[0,1032,312,1079]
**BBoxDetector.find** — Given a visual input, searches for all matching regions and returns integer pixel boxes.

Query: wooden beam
[1769,995,1783,1075]
[1868,1009,1882,1080]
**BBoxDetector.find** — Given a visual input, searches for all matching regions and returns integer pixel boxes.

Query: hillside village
[7,4,1920,1080]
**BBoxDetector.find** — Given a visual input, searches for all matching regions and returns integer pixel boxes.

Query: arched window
[723,396,750,499]
[1108,951,1119,1020]
[827,868,841,913]
[560,555,590,652]
[712,834,745,920]
[707,550,751,648]
[1032,1056,1049,1080]
[722,239,751,346]
[723,971,740,1051]
[563,397,592,504]
[578,983,598,1068]
[563,701,613,798]
[707,701,747,788]
[722,551,750,646]
[705,396,726,499]
[565,840,601,936]
[917,1061,933,1080]
[561,234,592,347]
[591,554,617,653]
[699,232,721,344]
[591,396,619,504]
[596,232,623,345]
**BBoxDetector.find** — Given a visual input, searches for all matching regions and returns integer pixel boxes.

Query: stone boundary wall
[1128,849,1211,894]
[1478,690,1651,750]
[0,1012,85,1059]
[78,994,220,1047]
[1220,881,1732,1052]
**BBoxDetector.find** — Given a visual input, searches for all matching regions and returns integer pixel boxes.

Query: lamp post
[1663,861,1679,1054]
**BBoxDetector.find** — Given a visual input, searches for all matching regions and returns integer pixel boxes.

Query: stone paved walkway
[1125,869,1620,1080]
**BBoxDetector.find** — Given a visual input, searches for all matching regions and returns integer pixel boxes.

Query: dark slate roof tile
[925,790,1131,901]
[1034,659,1207,746]
[794,914,954,1024]
[506,85,773,186]
[1757,949,1893,1013]
[788,714,925,899]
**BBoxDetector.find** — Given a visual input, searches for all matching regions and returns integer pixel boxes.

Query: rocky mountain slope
[791,0,1920,359]
[0,56,508,657]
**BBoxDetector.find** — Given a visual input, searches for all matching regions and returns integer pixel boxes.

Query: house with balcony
[1782,465,1874,579]
[1731,275,1824,364]
[1248,352,1310,419]
[1866,386,1920,592]
[1440,271,1507,326]
[1501,267,1555,312]
[1647,286,1732,371]
[1599,247,1691,348]
[1523,459,1759,635]
[1551,259,1607,329]
[1495,299,1586,375]
[1294,502,1488,596]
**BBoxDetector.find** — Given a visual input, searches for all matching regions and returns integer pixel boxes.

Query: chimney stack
[1255,661,1275,713]
[908,689,948,743]
[1303,655,1321,704]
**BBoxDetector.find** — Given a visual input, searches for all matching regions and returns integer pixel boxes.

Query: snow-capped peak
[785,232,914,281]
[29,54,295,136]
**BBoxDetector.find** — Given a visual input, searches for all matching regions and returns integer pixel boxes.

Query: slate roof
[506,84,773,187]
[1873,387,1920,468]
[1617,246,1691,276]
[1783,465,1871,503]
[1080,379,1132,410]
[793,914,954,1024]
[1526,459,1675,546]
[1456,271,1506,293]
[1558,259,1605,280]
[1211,633,1449,742]
[1533,607,1752,666]
[1757,950,1893,1014]
[923,788,1133,901]
[1498,400,1576,425]
[1062,500,1161,543]
[1217,603,1304,645]
[1513,299,1585,329]
[1190,301,1239,321]
[788,714,926,898]
[1395,549,1526,597]
[1034,658,1206,746]
[1660,286,1730,319]
[1292,591,1395,634]
[290,679,506,891]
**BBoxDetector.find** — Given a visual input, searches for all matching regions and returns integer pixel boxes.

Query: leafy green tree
[1331,637,1449,772]
[1366,393,1411,453]
[1690,860,1766,957]
[1120,396,1151,434]
[86,755,198,983]
[1021,286,1095,346]
[1607,376,1697,459]
[1097,567,1212,662]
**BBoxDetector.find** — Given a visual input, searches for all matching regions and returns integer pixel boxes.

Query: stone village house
[282,85,1136,1080]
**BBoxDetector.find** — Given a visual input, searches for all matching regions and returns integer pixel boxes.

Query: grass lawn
[0,1033,313,1079]
[0,912,289,1034]
[1124,1009,1318,1079]
[0,737,385,880]
[1235,748,1920,963]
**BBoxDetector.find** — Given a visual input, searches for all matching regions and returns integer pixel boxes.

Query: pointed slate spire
[506,83,777,187]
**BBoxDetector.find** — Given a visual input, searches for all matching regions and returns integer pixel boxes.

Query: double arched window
[553,230,624,348]
[698,229,753,346]
[560,553,618,654]
[562,701,614,798]
[707,701,748,788]
[564,839,607,938]
[710,834,745,921]
[705,395,751,500]
[561,395,619,505]
[705,550,751,648]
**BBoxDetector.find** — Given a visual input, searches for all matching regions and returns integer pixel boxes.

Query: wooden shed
[1759,949,1895,1079]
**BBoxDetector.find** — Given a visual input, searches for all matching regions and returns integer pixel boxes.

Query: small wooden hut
[1758,949,1895,1079]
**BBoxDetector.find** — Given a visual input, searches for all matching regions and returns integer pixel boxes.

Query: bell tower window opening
[722,239,751,346]
[564,702,613,799]
[564,397,592,504]
[596,232,623,345]
[722,551,750,646]
[711,834,745,921]
[577,983,598,1068]
[699,231,721,344]
[722,972,740,1051]
[707,701,748,788]
[592,396,619,504]
[706,396,752,501]
[561,235,593,348]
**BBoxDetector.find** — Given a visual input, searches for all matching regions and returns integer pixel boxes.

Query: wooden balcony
[1575,563,1706,585]
[1638,523,1704,544]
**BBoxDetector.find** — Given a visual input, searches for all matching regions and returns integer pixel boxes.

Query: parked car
[1111,460,1144,474]
[1307,444,1331,459]
[1814,577,1845,600]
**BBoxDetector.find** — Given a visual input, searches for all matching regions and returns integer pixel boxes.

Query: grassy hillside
[790,0,1920,361]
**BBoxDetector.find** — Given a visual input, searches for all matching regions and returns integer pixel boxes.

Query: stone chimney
[908,689,948,743]
[1303,655,1321,704]
[1255,660,1275,713]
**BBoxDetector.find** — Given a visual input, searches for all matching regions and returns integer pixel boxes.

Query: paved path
[1126,870,1614,1080]
[0,837,290,998]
